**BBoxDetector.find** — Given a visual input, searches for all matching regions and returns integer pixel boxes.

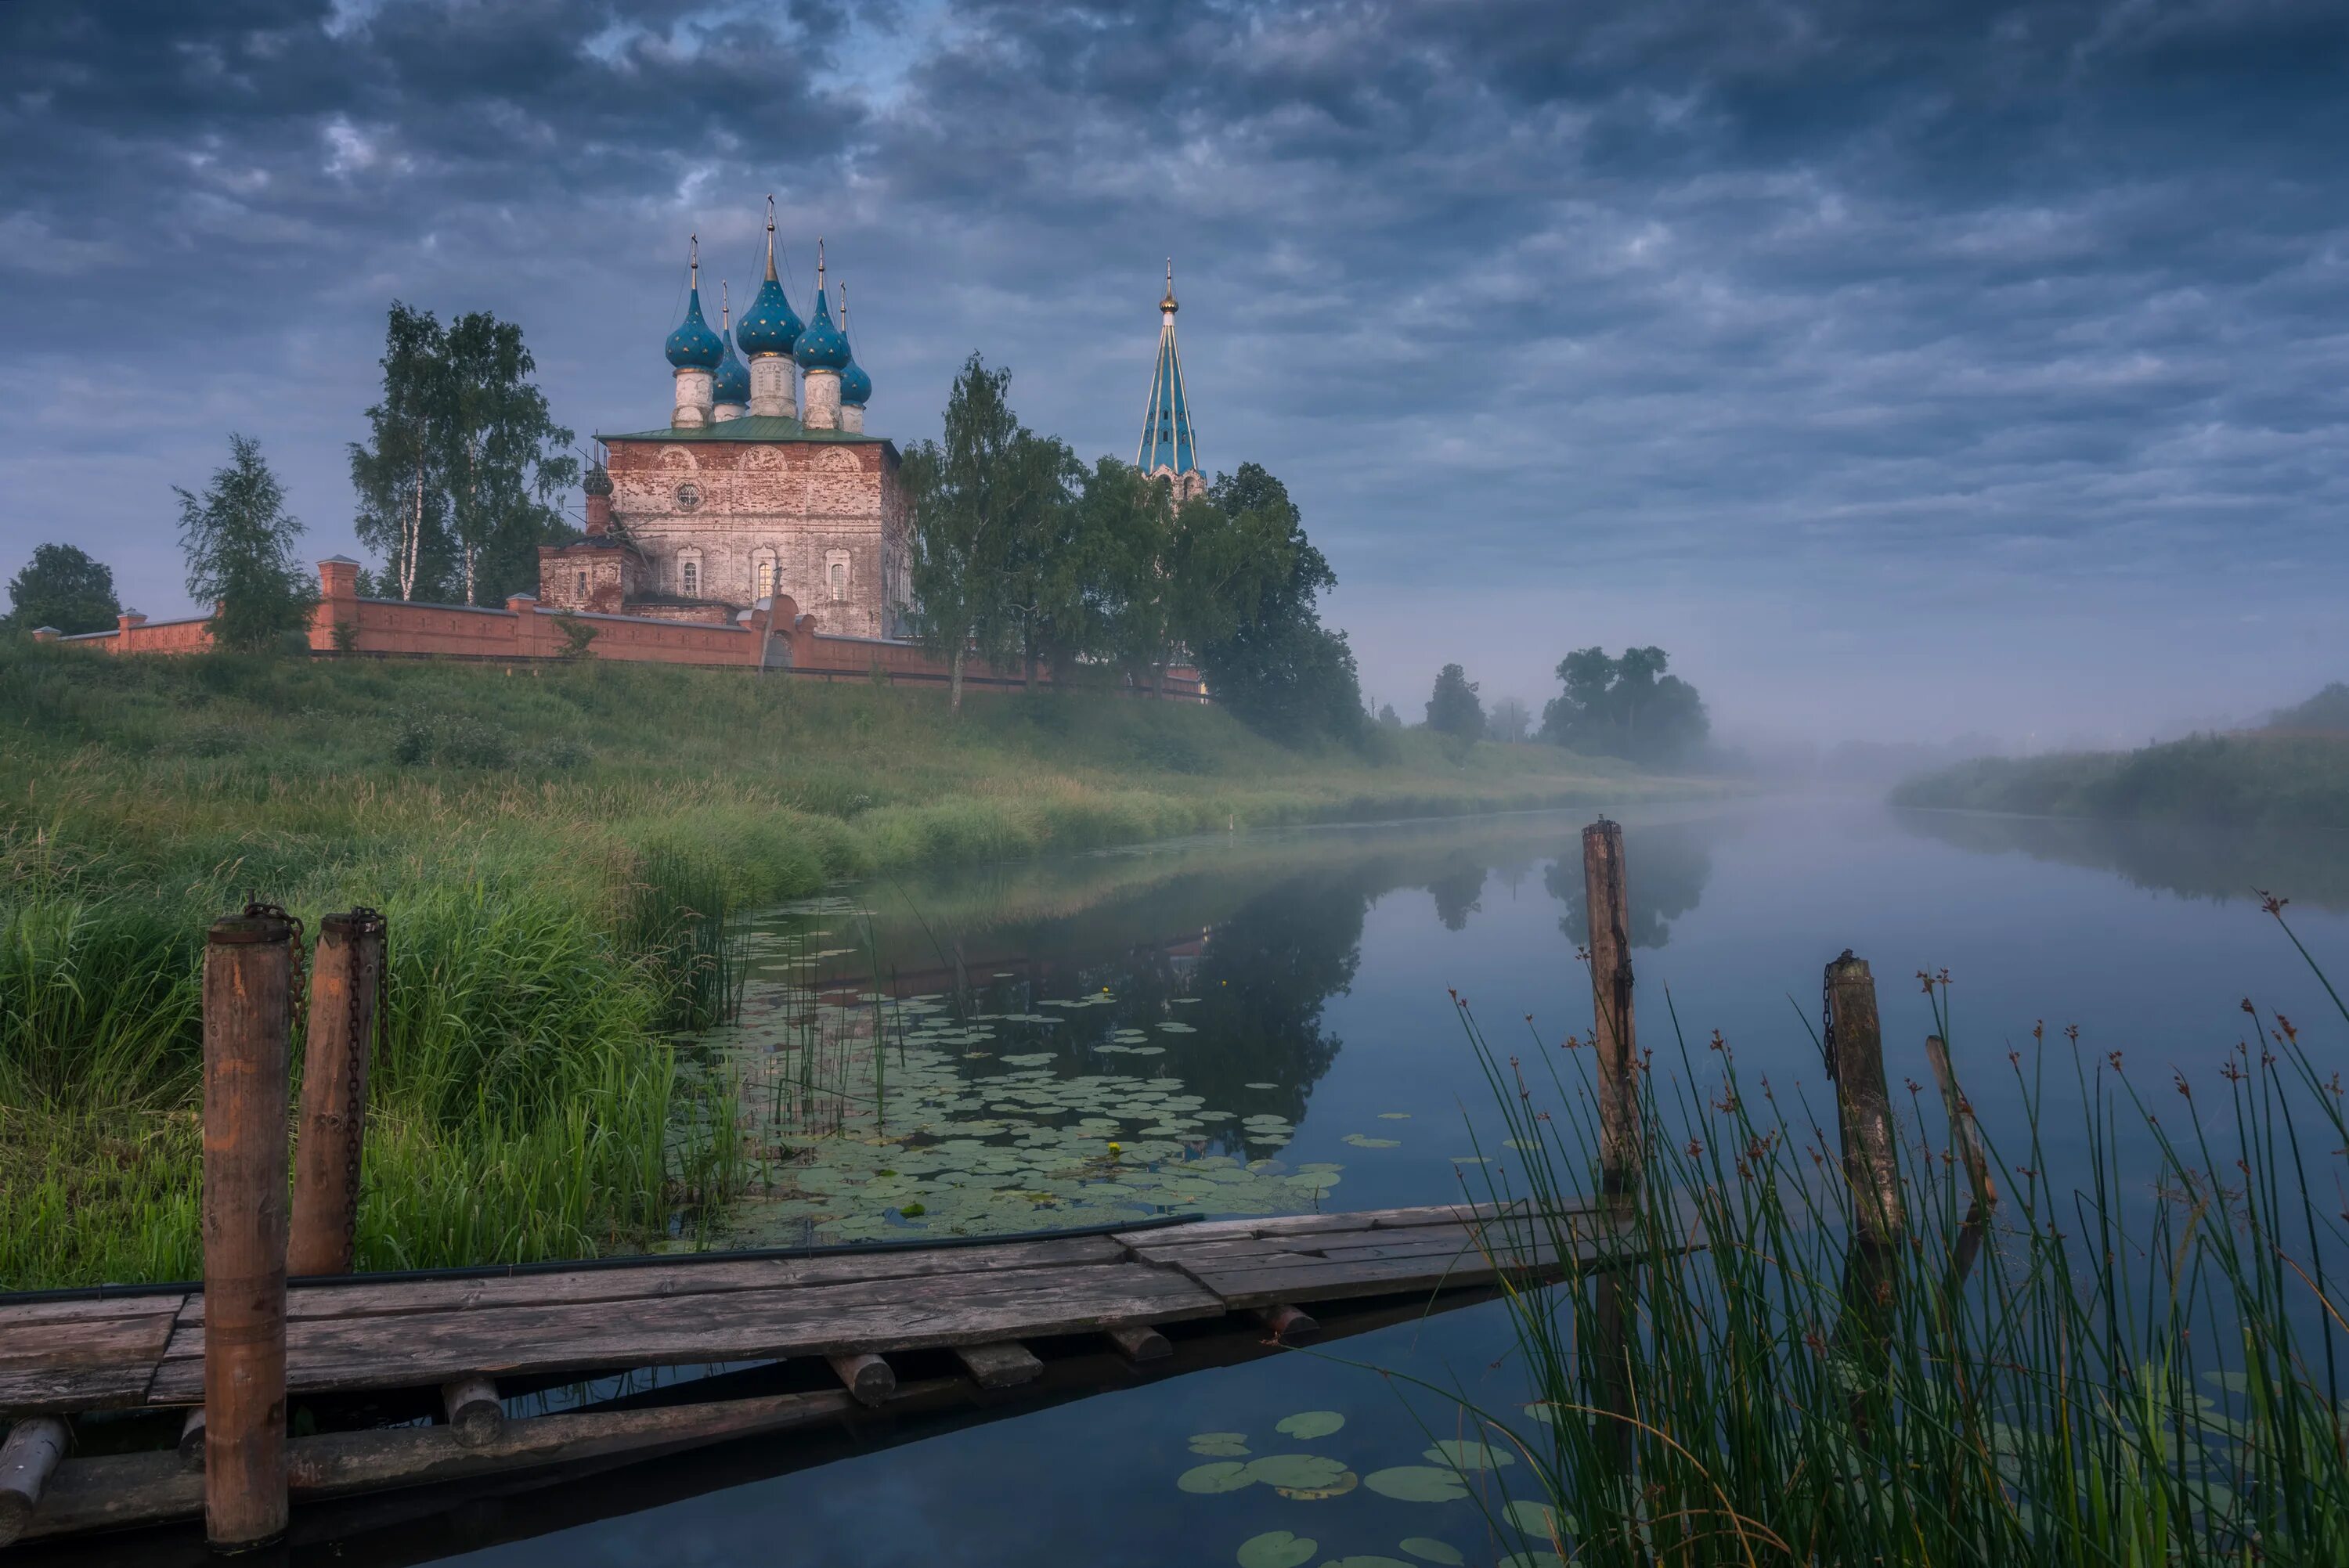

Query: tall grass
[1448,907,2349,1564]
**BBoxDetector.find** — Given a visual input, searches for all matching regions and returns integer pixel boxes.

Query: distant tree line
[905,354,1363,739]
[1401,645,1710,766]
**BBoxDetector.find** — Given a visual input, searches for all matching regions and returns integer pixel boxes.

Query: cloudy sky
[3,0,2344,744]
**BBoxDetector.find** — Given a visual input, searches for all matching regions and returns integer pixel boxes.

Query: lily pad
[1323,1559,1414,1568]
[1425,1440,1515,1470]
[1398,1541,1465,1566]
[1190,1432,1251,1457]
[1378,1112,1411,1119]
[1521,1401,1561,1426]
[1499,1555,1568,1568]
[1362,1466,1470,1503]
[1243,1454,1349,1493]
[1342,1134,1401,1148]
[1179,1461,1257,1494]
[1235,1531,1317,1568]
[1274,1411,1346,1440]
[1504,1500,1560,1535]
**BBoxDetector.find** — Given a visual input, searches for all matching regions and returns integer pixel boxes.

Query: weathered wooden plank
[0,1310,179,1414]
[953,1341,1043,1389]
[0,1292,188,1329]
[149,1263,1221,1403]
[177,1234,1131,1327]
[20,1379,964,1542]
[1115,1212,1381,1247]
[1103,1323,1171,1362]
[1189,1240,1585,1310]
[0,1416,69,1547]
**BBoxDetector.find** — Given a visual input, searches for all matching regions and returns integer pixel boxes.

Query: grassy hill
[0,643,1712,1289]
[1891,694,2349,831]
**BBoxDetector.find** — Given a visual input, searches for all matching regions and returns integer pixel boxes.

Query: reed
[1445,905,2349,1565]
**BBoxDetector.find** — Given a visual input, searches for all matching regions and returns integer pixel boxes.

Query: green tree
[1426,663,1485,740]
[1488,695,1532,744]
[5,543,119,635]
[350,302,453,602]
[177,434,316,652]
[438,310,579,605]
[904,355,1066,712]
[1189,465,1361,743]
[1541,645,1709,763]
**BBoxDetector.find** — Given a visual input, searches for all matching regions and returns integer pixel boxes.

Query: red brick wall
[34,560,1206,702]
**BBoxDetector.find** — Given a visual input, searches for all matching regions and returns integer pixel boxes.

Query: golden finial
[1160,258,1178,314]
[764,195,778,281]
[689,234,699,290]
[721,279,730,330]
[817,236,826,300]
[839,280,850,335]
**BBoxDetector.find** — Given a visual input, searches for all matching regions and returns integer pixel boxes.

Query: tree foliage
[349,302,577,607]
[1426,663,1485,740]
[5,543,119,635]
[1540,644,1709,763]
[1488,695,1532,744]
[1188,464,1363,744]
[176,434,316,652]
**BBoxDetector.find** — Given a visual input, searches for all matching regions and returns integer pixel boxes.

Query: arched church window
[828,559,848,601]
[682,560,699,597]
[756,560,776,600]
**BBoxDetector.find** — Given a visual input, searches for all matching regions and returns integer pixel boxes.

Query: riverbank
[1891,730,2349,831]
[0,644,1716,1289]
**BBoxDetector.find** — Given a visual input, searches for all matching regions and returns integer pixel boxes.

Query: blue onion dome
[737,274,802,358]
[665,287,724,370]
[713,309,751,406]
[839,283,871,406]
[793,284,849,372]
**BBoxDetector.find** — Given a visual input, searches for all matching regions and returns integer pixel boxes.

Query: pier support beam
[441,1378,505,1450]
[826,1354,895,1407]
[202,907,296,1552]
[1823,952,1904,1250]
[1582,820,1640,1195]
[290,910,385,1279]
[0,1418,70,1548]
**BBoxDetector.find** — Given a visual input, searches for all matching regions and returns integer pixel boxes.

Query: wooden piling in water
[1822,951,1904,1249]
[1582,820,1640,1195]
[201,908,296,1552]
[289,910,384,1280]
[439,1378,504,1450]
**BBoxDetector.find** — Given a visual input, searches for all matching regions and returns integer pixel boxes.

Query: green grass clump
[0,641,1712,1289]
[1444,907,2347,1565]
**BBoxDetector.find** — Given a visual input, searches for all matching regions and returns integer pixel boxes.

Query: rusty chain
[1820,953,1842,1083]
[339,907,385,1259]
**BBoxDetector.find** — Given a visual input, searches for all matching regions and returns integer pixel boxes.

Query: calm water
[301,801,2349,1566]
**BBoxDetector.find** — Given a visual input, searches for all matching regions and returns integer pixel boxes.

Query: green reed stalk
[1442,914,2349,1566]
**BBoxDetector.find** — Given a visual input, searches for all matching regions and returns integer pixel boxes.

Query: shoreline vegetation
[0,643,1716,1290]
[1893,684,2349,831]
[1456,908,2349,1563]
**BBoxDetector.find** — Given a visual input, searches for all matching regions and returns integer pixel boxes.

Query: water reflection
[1546,816,1723,949]
[1895,809,2349,911]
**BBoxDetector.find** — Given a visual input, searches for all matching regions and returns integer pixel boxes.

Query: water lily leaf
[1378,1112,1411,1119]
[1275,1411,1346,1440]
[1244,1454,1350,1493]
[1424,1440,1514,1470]
[1236,1531,1317,1568]
[1398,1541,1464,1566]
[1363,1466,1470,1503]
[1342,1134,1401,1148]
[1521,1401,1561,1426]
[1504,1501,1559,1535]
[1499,1555,1567,1568]
[1322,1559,1414,1568]
[1190,1432,1251,1457]
[1178,1461,1256,1494]
[1244,1081,1279,1090]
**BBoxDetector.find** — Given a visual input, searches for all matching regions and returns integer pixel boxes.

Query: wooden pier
[0,1199,1618,1548]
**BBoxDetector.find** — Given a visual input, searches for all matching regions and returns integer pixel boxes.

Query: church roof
[1137,261,1199,477]
[596,414,889,446]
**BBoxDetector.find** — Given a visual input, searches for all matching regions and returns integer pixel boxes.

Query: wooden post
[1823,952,1904,1249]
[1104,1323,1172,1363]
[1927,1034,1997,1288]
[1252,1303,1321,1346]
[202,908,296,1551]
[826,1353,895,1408]
[0,1417,70,1548]
[177,1408,207,1472]
[440,1377,505,1450]
[289,910,384,1278]
[1582,820,1640,1194]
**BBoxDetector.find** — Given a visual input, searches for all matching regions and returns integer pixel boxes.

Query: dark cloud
[2,0,2344,737]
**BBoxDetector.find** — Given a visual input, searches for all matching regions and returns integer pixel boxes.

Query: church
[539,207,1207,640]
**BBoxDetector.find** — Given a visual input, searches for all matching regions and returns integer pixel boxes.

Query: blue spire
[1136,259,1198,477]
[664,235,724,370]
[736,196,803,357]
[713,283,751,406]
[839,282,871,408]
[793,239,850,371]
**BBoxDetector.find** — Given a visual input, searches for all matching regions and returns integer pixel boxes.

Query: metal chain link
[244,900,305,1035]
[1820,954,1841,1083]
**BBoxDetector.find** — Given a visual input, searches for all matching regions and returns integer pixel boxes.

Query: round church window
[674,481,702,511]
